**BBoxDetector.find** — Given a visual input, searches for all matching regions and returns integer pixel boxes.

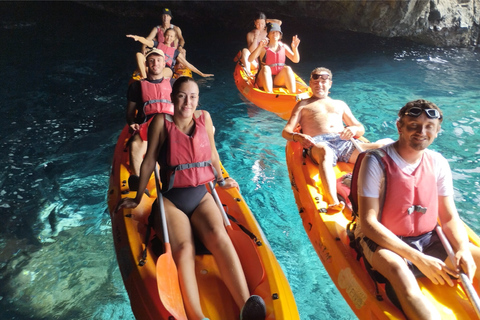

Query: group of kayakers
[237,12,301,94]
[243,12,480,319]
[118,8,266,320]
[116,7,480,320]
[281,68,480,318]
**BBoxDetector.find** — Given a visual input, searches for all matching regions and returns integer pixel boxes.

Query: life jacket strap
[163,160,213,193]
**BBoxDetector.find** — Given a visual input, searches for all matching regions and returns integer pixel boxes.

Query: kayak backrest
[348,149,387,219]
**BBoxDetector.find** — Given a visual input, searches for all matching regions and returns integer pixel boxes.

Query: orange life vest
[160,112,215,191]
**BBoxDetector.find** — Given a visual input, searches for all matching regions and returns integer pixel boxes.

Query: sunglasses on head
[404,107,442,119]
[311,73,330,80]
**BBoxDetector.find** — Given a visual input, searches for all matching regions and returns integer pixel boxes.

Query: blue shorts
[310,133,356,166]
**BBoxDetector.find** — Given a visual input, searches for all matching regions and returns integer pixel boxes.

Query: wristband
[292,132,297,142]
[217,178,226,186]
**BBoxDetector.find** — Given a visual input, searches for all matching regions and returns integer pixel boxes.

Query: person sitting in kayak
[354,99,480,319]
[282,67,383,212]
[126,48,173,184]
[238,12,282,77]
[248,22,300,93]
[134,8,186,79]
[127,29,213,79]
[117,77,266,320]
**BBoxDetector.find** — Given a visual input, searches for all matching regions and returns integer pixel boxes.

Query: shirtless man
[240,12,282,76]
[282,67,383,211]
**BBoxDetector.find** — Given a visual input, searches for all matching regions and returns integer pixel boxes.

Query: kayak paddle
[154,164,187,320]
[436,225,480,318]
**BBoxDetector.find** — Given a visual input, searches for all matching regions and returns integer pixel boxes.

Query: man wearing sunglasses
[354,99,480,318]
[282,67,383,212]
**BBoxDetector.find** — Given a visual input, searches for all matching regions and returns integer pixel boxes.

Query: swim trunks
[310,133,357,166]
[163,184,208,218]
[358,229,448,278]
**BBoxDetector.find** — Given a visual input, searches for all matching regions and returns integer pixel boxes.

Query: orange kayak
[233,62,311,120]
[285,139,480,319]
[107,125,300,319]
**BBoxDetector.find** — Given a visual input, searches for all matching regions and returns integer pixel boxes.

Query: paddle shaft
[436,226,480,319]
[154,165,169,244]
[208,181,231,226]
[350,138,364,153]
[153,164,187,320]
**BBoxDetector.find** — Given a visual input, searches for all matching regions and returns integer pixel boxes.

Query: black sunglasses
[311,74,330,80]
[404,107,442,119]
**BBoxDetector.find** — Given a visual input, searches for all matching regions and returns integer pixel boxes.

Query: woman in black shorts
[117,77,265,320]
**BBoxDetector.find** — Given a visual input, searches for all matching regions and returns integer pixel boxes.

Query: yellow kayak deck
[107,125,299,319]
[285,139,480,319]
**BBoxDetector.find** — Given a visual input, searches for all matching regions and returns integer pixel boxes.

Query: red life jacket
[160,112,215,191]
[156,25,176,48]
[140,79,173,117]
[349,149,438,237]
[157,43,176,69]
[264,43,285,75]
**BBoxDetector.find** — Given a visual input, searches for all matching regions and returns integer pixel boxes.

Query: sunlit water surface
[1,2,479,319]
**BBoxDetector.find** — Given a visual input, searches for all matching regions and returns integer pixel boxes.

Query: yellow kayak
[233,62,311,120]
[285,138,480,319]
[107,125,300,319]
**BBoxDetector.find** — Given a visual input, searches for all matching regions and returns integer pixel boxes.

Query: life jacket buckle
[407,205,427,215]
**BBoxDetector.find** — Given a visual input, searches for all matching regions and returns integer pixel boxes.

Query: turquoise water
[1,2,480,319]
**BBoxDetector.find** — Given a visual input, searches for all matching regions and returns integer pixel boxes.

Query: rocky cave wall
[80,0,480,47]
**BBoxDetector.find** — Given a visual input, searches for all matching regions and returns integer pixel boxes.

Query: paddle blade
[227,225,265,292]
[156,243,187,320]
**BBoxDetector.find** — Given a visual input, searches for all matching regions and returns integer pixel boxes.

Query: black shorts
[361,229,448,278]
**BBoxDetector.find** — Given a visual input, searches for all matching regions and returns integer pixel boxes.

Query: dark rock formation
[78,0,480,47]
[296,0,479,47]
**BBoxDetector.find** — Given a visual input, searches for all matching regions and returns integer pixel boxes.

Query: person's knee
[202,225,229,250]
[313,144,332,162]
[172,240,195,262]
[383,260,416,291]
[284,66,294,75]
[162,68,173,78]
[261,66,272,77]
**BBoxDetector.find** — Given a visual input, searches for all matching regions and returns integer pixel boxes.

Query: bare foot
[327,201,345,214]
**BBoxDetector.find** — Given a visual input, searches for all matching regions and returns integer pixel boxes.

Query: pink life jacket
[350,149,438,237]
[161,112,215,191]
[156,25,176,48]
[157,43,176,69]
[380,150,438,237]
[264,43,285,75]
[140,79,173,117]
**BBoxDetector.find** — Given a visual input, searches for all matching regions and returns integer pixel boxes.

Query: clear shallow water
[1,2,480,319]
